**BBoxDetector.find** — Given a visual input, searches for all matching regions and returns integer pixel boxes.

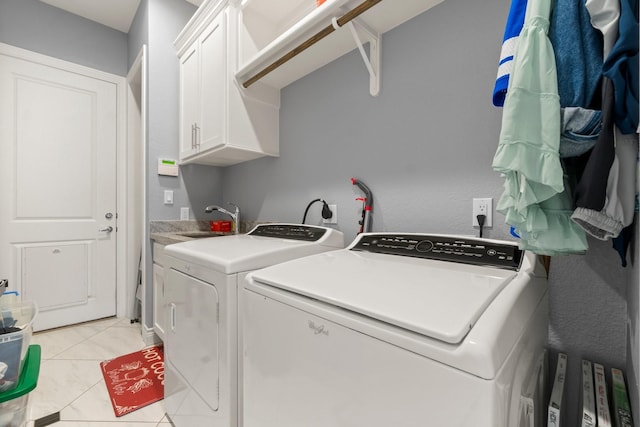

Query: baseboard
[142,324,161,346]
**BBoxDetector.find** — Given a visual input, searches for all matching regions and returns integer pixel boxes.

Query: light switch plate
[164,190,174,205]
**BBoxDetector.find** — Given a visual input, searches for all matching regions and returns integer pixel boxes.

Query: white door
[0,54,118,331]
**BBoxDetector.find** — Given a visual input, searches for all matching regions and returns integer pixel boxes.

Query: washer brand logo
[308,320,329,336]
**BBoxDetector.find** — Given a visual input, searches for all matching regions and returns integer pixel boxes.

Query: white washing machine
[162,224,344,427]
[243,233,549,427]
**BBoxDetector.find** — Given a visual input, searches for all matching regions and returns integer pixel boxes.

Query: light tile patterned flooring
[27,317,169,426]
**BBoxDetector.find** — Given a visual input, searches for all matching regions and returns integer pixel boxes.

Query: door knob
[99,226,114,233]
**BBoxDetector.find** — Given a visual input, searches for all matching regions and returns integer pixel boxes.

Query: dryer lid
[249,249,519,344]
[164,224,344,274]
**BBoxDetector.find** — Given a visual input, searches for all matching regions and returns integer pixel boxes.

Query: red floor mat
[100,345,164,417]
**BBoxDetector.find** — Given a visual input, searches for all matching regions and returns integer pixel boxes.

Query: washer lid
[164,224,344,274]
[249,249,519,344]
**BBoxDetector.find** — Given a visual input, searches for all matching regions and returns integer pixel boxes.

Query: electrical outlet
[180,207,189,220]
[472,198,492,227]
[323,204,337,224]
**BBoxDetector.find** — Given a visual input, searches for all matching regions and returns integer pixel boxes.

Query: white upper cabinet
[179,39,207,159]
[176,1,279,167]
[177,4,225,162]
[236,0,446,92]
[176,0,445,166]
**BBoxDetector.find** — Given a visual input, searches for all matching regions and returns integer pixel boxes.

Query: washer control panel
[248,224,327,241]
[351,234,523,270]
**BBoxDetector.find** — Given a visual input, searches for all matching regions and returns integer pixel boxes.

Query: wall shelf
[236,0,445,93]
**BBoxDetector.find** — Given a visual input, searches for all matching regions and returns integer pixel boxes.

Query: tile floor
[27,317,169,426]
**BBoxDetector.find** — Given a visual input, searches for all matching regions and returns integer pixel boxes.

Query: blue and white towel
[492,0,528,107]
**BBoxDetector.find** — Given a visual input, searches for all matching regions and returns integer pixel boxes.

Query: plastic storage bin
[0,345,41,427]
[0,300,37,393]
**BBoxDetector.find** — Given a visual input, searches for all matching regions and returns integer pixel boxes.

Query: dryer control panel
[351,234,523,270]
[248,224,328,241]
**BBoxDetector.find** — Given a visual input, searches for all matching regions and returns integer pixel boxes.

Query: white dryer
[162,224,344,427]
[243,233,549,427]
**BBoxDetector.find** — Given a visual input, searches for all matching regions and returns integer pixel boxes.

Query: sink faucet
[205,203,240,234]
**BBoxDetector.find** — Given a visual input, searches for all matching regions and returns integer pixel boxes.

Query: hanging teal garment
[513,178,588,255]
[492,0,588,254]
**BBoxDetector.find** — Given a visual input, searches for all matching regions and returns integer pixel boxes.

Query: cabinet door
[198,11,227,152]
[165,268,220,421]
[179,44,200,159]
[152,263,166,341]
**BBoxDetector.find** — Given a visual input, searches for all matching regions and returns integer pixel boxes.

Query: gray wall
[548,241,630,424]
[221,0,637,424]
[629,220,639,423]
[224,0,508,243]
[0,0,224,224]
[146,0,223,224]
[128,0,149,69]
[0,0,225,331]
[135,0,224,329]
[0,0,636,422]
[0,0,128,76]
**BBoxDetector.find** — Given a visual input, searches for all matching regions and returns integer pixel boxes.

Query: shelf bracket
[332,17,381,96]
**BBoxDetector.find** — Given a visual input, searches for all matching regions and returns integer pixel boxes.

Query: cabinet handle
[191,123,196,149]
[170,303,176,331]
[195,123,201,148]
